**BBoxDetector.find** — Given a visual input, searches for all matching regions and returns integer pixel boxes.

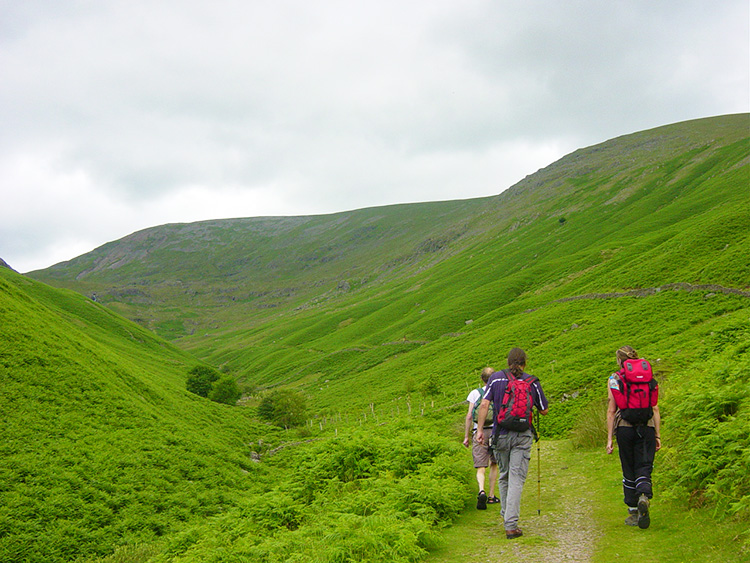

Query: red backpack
[612,358,658,425]
[496,370,537,434]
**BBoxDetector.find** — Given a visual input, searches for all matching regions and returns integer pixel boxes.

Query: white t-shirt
[466,385,488,431]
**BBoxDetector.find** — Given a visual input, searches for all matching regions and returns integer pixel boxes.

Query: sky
[1,1,748,273]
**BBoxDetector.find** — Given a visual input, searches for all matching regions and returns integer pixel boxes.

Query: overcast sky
[2,0,748,273]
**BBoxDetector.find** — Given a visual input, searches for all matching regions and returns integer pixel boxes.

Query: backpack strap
[524,375,539,430]
[623,375,631,408]
[614,368,630,409]
[472,386,490,428]
[529,375,540,441]
[500,369,514,409]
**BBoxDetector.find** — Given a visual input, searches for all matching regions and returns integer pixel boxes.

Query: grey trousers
[492,430,533,531]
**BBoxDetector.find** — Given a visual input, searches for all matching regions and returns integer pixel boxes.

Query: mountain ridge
[29,114,749,339]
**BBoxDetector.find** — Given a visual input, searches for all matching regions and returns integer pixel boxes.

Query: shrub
[419,378,441,397]
[186,367,240,406]
[185,366,220,398]
[258,390,307,428]
[208,376,242,406]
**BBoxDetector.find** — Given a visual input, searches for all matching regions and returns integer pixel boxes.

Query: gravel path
[428,440,598,563]
[485,441,595,563]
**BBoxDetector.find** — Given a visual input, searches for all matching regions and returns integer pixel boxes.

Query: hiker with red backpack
[476,348,549,539]
[606,345,661,529]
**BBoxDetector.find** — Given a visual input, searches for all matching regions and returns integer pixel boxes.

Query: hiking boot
[637,494,650,529]
[477,491,487,510]
[625,509,638,527]
[506,528,523,539]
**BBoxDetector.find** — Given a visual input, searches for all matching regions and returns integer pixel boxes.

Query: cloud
[1,0,747,273]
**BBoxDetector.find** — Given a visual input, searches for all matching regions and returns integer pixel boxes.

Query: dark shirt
[484,369,549,435]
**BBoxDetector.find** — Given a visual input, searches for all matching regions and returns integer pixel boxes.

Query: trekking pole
[537,408,541,516]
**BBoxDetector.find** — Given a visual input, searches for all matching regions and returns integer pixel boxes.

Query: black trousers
[616,425,656,508]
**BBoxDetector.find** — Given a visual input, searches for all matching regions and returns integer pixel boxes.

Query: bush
[208,376,242,406]
[186,366,241,406]
[419,378,441,397]
[185,366,220,398]
[258,390,307,428]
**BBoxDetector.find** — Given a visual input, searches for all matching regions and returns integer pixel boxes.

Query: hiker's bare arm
[475,399,490,444]
[463,402,474,447]
[653,405,661,452]
[606,387,617,454]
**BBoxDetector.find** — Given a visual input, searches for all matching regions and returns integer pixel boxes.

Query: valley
[2,113,748,562]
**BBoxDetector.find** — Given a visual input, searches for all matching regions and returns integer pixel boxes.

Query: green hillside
[7,113,750,561]
[31,114,749,350]
[0,267,284,561]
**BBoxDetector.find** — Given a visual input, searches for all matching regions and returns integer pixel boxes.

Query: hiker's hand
[606,440,614,454]
[463,437,470,448]
[476,429,484,445]
[655,437,661,452]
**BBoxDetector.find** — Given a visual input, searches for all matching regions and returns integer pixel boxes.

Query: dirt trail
[428,440,598,563]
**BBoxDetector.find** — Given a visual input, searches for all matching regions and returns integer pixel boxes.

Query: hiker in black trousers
[606,345,661,529]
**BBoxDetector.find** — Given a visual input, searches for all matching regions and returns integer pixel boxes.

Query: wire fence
[305,385,471,434]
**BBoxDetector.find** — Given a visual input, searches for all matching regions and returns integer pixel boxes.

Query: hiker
[463,367,500,510]
[476,348,548,539]
[606,345,661,529]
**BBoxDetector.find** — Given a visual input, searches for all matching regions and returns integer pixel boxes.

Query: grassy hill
[31,114,749,346]
[0,267,287,561]
[7,113,750,561]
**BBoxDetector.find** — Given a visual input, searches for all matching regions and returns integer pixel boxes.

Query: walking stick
[537,408,541,515]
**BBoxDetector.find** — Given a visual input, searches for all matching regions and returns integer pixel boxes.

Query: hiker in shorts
[463,367,499,510]
[476,348,549,539]
[606,345,661,529]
